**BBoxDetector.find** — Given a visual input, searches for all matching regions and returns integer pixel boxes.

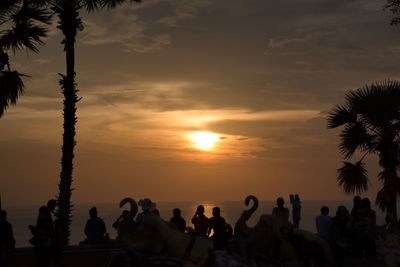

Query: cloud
[266,28,340,50]
[34,58,51,64]
[81,0,210,53]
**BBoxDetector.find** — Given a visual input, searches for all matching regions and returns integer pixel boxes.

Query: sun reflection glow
[191,131,219,150]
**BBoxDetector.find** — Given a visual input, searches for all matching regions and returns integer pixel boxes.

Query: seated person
[272,197,289,221]
[208,207,228,250]
[29,205,54,248]
[192,205,209,237]
[316,206,332,239]
[170,208,186,233]
[82,207,107,244]
[136,198,157,223]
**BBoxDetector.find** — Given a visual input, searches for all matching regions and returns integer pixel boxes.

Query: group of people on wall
[315,196,378,261]
[0,194,392,266]
[0,195,302,266]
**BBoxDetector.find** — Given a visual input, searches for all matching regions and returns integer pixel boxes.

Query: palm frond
[0,50,9,71]
[353,80,400,127]
[83,0,101,12]
[337,161,368,194]
[101,0,127,9]
[98,0,141,10]
[25,0,51,8]
[378,167,400,183]
[12,4,52,25]
[328,104,356,129]
[376,181,400,211]
[0,20,47,52]
[0,70,27,117]
[0,0,20,24]
[339,122,372,159]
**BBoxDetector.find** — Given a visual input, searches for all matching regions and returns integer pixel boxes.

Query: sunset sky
[1,0,399,206]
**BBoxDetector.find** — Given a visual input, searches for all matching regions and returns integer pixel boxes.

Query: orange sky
[0,0,398,206]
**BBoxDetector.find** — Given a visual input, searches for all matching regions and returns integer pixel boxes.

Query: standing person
[191,205,209,237]
[0,210,15,267]
[29,206,54,267]
[357,198,376,236]
[272,197,289,221]
[46,200,57,217]
[208,207,228,250]
[316,206,332,239]
[82,207,107,244]
[329,206,350,264]
[136,198,157,223]
[290,194,301,228]
[170,208,186,233]
[350,195,362,222]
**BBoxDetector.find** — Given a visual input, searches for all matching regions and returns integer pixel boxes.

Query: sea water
[5,200,388,247]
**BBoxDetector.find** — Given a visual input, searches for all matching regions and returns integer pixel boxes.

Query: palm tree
[328,80,400,219]
[0,0,49,117]
[1,0,142,245]
[45,0,143,246]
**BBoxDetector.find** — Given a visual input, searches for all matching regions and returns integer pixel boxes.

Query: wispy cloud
[81,0,210,53]
[266,28,340,50]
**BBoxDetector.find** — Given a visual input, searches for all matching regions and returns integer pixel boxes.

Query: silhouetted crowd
[316,196,378,264]
[0,195,398,266]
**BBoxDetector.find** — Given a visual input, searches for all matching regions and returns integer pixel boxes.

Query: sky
[1,0,400,206]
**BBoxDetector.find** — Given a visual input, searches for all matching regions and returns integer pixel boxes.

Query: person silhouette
[0,210,15,267]
[272,197,289,221]
[170,208,186,233]
[316,206,332,239]
[29,205,54,267]
[290,194,301,228]
[136,198,157,223]
[191,205,209,237]
[329,206,350,263]
[357,198,376,236]
[351,195,362,222]
[82,207,107,244]
[208,207,228,250]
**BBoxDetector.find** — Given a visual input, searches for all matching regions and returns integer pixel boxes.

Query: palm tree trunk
[56,28,78,246]
[380,149,399,220]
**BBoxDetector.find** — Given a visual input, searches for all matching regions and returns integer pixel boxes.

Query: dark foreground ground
[8,245,120,267]
[7,246,386,267]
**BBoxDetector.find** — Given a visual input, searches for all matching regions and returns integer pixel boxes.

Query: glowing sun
[191,132,219,150]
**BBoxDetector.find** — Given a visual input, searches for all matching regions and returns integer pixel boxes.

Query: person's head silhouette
[353,196,362,207]
[196,205,205,215]
[89,207,97,218]
[212,207,220,217]
[321,206,329,215]
[47,199,57,213]
[277,197,284,208]
[173,208,181,217]
[39,206,48,216]
[362,198,371,211]
[336,205,348,217]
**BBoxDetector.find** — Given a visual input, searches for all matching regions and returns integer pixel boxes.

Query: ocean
[5,200,388,247]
